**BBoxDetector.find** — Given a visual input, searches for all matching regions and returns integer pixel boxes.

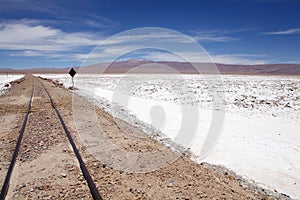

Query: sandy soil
[0,77,30,186]
[0,75,288,199]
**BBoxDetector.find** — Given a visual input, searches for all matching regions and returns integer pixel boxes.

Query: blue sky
[0,0,299,69]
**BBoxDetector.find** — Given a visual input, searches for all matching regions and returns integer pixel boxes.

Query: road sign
[69,68,76,77]
[69,68,76,89]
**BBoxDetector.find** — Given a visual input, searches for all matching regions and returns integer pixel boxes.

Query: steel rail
[0,80,34,200]
[36,78,103,200]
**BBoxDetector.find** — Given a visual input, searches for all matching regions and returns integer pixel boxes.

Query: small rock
[36,185,43,190]
[43,195,52,200]
[167,182,173,188]
[60,173,67,178]
[68,167,75,172]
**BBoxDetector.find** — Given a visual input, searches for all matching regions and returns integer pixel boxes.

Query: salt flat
[37,73,300,199]
[0,75,24,95]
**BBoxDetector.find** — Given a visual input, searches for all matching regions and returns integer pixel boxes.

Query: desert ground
[0,74,290,199]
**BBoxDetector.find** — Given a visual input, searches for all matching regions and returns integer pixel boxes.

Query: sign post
[69,68,77,89]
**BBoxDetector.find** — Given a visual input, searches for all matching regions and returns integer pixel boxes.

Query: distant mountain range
[1,59,300,75]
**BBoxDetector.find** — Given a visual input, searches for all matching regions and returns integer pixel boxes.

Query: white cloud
[0,0,57,14]
[188,30,239,42]
[210,54,269,64]
[84,19,106,28]
[192,35,238,42]
[146,51,269,64]
[263,28,300,35]
[100,31,195,45]
[84,15,115,28]
[9,50,63,58]
[73,50,270,65]
[115,50,269,64]
[0,21,270,65]
[0,20,103,52]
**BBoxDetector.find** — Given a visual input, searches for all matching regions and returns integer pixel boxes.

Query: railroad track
[0,76,103,200]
